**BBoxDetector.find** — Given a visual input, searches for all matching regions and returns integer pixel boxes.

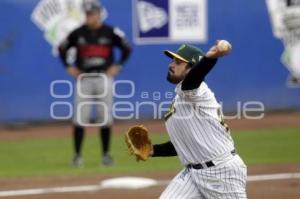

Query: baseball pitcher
[126,41,247,198]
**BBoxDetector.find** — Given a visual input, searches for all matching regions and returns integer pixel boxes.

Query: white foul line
[247,172,300,181]
[0,185,104,197]
[0,172,300,197]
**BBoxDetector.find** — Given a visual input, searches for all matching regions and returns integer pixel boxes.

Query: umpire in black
[58,0,131,166]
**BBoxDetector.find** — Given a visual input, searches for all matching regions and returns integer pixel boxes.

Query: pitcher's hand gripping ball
[217,40,232,54]
[125,125,152,161]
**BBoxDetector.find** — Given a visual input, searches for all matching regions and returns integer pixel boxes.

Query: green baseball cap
[164,44,205,65]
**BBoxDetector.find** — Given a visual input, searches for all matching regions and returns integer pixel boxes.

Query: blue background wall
[0,0,299,123]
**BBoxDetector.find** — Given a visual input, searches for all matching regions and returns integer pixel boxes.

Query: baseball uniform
[58,0,131,166]
[152,44,247,198]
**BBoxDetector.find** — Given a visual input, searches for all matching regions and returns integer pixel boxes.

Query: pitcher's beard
[167,72,184,84]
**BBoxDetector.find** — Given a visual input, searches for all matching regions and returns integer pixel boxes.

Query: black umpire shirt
[58,24,131,73]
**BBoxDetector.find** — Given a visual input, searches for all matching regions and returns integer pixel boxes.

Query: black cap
[82,0,102,13]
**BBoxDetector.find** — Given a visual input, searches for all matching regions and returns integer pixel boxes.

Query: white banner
[169,0,207,42]
[31,0,107,55]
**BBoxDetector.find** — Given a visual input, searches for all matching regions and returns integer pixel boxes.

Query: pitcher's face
[167,58,190,84]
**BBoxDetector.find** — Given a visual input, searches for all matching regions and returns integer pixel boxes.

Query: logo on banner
[133,0,207,44]
[31,0,107,55]
[266,0,300,87]
[137,1,168,33]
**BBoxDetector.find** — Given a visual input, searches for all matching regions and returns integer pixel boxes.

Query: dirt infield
[0,112,299,140]
[0,112,299,198]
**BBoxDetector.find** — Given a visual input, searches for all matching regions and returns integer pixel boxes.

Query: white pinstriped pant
[160,155,247,199]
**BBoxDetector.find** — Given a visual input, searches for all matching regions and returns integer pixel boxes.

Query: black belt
[85,69,106,73]
[187,149,236,170]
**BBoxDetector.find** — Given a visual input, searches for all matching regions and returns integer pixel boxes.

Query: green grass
[0,134,181,177]
[233,127,300,165]
[0,127,299,178]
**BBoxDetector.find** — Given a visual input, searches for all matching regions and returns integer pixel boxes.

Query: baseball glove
[125,125,152,161]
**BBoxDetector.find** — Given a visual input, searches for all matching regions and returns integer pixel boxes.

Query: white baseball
[217,40,232,53]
